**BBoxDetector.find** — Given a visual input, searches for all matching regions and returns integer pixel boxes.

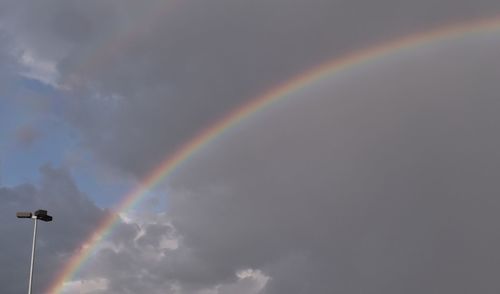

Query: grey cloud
[2,1,500,293]
[216,275,267,294]
[0,166,104,293]
[65,0,500,178]
[76,31,500,292]
[0,31,21,93]
[84,214,265,293]
[136,223,172,248]
[164,34,500,293]
[4,0,500,177]
[80,216,174,293]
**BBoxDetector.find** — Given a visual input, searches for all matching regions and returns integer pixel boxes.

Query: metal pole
[28,217,37,294]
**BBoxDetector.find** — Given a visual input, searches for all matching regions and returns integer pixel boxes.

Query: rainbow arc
[48,15,500,293]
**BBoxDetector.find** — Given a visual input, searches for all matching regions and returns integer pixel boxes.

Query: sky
[1,0,500,293]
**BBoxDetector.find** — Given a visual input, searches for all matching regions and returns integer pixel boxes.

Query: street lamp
[17,210,53,294]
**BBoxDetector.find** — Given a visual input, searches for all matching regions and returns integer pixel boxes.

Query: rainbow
[48,16,500,293]
[62,0,179,89]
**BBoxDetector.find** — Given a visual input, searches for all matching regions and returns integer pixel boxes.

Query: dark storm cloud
[164,34,500,293]
[4,0,500,177]
[59,31,500,293]
[2,0,500,293]
[0,166,104,293]
[63,0,500,177]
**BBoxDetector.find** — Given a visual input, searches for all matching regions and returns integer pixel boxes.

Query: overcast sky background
[1,1,500,293]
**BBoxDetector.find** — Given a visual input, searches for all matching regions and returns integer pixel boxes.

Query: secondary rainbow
[62,0,179,89]
[48,16,500,293]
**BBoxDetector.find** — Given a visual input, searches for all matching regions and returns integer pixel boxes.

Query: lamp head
[16,212,33,219]
[34,210,48,217]
[38,214,53,222]
[35,210,52,222]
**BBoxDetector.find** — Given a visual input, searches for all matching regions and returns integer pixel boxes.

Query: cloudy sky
[1,0,500,293]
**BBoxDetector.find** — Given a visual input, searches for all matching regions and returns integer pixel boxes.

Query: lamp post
[17,210,53,294]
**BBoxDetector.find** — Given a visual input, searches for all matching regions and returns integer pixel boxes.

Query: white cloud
[17,48,60,87]
[61,278,109,293]
[206,269,270,294]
